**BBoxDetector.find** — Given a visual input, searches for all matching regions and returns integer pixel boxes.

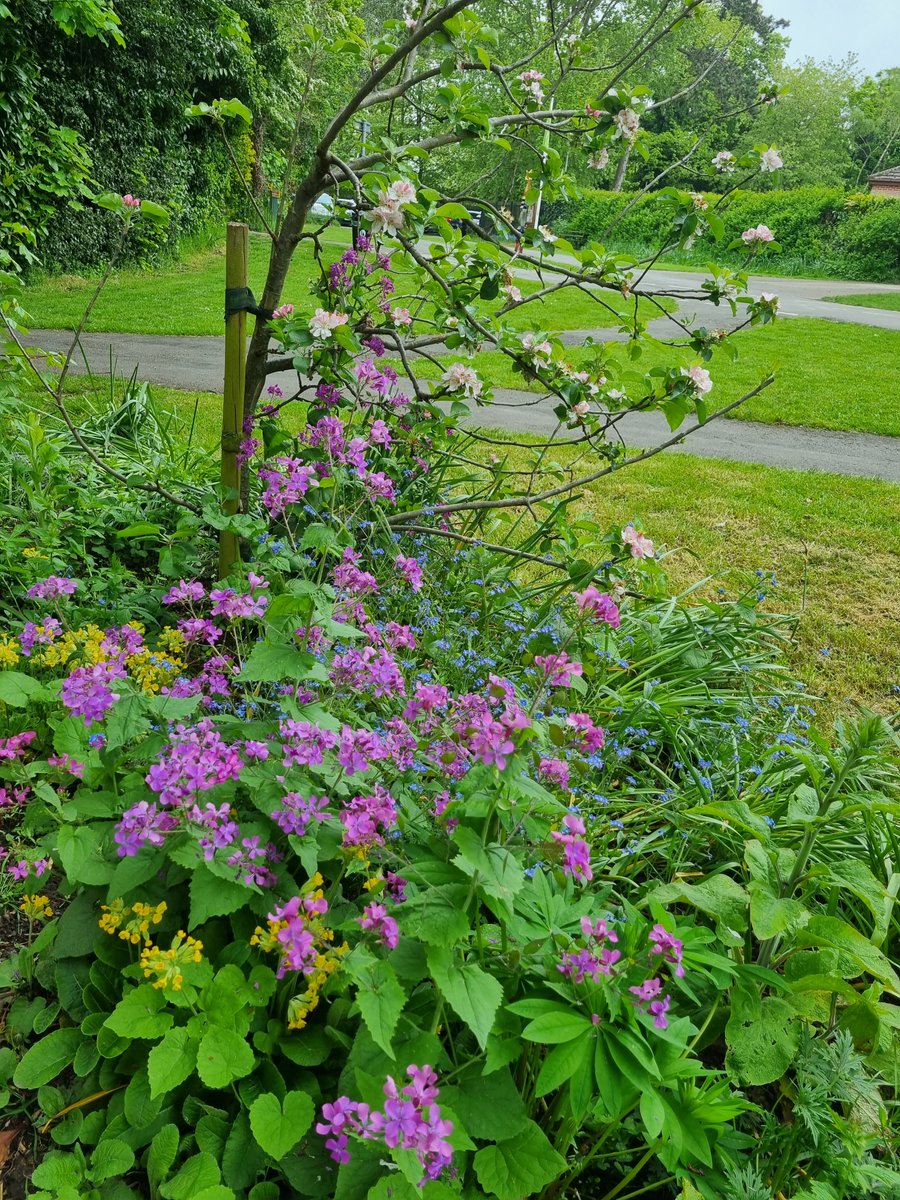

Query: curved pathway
[31,327,900,483]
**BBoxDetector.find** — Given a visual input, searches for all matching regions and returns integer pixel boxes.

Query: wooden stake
[220,221,249,579]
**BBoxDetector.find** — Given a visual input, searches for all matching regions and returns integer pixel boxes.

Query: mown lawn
[35,376,899,718]
[822,291,900,312]
[411,318,900,437]
[21,232,666,337]
[487,433,900,718]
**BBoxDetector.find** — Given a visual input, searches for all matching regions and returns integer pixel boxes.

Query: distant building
[868,166,900,197]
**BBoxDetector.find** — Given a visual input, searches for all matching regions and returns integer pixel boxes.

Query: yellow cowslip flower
[99,898,166,943]
[23,547,49,560]
[126,650,185,695]
[0,635,19,668]
[157,627,187,656]
[363,874,382,892]
[250,922,284,955]
[140,931,203,992]
[286,942,348,1031]
[33,631,78,668]
[21,894,53,921]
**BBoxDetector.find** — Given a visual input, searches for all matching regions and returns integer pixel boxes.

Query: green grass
[22,232,667,337]
[488,432,900,718]
[822,292,900,312]
[22,374,900,715]
[410,318,900,437]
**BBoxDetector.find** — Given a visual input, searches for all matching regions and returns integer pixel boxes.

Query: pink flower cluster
[272,792,330,837]
[339,785,398,847]
[622,524,654,559]
[573,585,620,627]
[27,576,77,600]
[358,900,399,949]
[395,554,423,592]
[146,719,244,806]
[551,812,593,882]
[0,732,37,760]
[741,224,774,245]
[558,916,620,983]
[61,661,126,726]
[534,650,583,687]
[269,891,329,977]
[316,1065,453,1183]
[566,712,605,752]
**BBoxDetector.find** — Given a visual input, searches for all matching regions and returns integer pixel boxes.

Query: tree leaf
[427,946,502,1049]
[196,1027,255,1089]
[148,1027,198,1098]
[13,1027,84,1088]
[473,1121,566,1200]
[249,1091,314,1160]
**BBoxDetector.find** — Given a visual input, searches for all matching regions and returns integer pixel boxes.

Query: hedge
[549,186,900,282]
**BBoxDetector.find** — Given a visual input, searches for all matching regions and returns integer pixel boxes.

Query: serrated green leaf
[196,1026,255,1088]
[148,1027,198,1098]
[427,946,502,1050]
[473,1121,566,1200]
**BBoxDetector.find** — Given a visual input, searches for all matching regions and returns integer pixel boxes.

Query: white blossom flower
[538,224,557,244]
[759,148,783,172]
[613,108,640,142]
[387,179,417,205]
[711,150,736,173]
[442,362,483,399]
[390,307,412,327]
[588,148,609,170]
[309,309,349,339]
[684,365,713,395]
[521,333,553,364]
[371,200,405,235]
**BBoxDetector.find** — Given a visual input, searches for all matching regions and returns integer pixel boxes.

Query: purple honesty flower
[339,785,397,847]
[161,579,206,605]
[61,662,125,726]
[146,719,243,806]
[27,576,77,600]
[114,801,179,857]
[358,901,399,949]
[395,554,423,592]
[649,923,685,977]
[272,793,330,837]
[279,720,339,768]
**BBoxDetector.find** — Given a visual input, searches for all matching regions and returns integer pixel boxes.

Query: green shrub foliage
[552,186,900,281]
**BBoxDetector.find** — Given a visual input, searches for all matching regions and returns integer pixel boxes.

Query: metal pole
[220,221,248,579]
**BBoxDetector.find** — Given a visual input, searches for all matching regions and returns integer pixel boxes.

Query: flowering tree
[188,0,787,533]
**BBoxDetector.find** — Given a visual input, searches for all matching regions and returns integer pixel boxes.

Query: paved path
[32,328,900,483]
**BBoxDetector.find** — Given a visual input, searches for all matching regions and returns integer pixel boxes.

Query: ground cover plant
[2,2,900,1199]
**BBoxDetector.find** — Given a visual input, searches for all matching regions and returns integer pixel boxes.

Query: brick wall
[871,181,900,197]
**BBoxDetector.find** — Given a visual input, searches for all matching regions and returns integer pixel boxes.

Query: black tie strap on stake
[224,287,274,322]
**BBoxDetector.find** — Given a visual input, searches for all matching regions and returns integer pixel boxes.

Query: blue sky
[768,0,900,76]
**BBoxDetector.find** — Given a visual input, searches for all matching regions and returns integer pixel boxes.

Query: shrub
[552,186,900,281]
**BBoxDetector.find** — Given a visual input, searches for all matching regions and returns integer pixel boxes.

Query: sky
[767,0,900,77]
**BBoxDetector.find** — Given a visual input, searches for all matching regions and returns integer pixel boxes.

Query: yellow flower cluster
[287,942,349,1031]
[9,620,187,694]
[23,547,49,560]
[99,898,167,944]
[20,894,53,921]
[251,873,348,1030]
[0,635,19,668]
[140,931,204,991]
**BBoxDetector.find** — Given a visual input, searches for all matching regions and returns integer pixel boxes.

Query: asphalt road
[30,265,900,484]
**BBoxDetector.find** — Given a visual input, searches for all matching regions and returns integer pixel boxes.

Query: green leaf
[535,1033,591,1097]
[148,1027,198,1098]
[57,824,114,886]
[443,1067,529,1142]
[427,946,502,1050]
[13,1027,83,1088]
[249,1091,314,1160]
[748,883,808,940]
[821,861,890,945]
[399,885,470,946]
[189,865,251,926]
[196,1026,255,1089]
[647,875,748,941]
[31,1153,83,1190]
[451,828,524,911]
[473,1121,566,1200]
[105,694,151,751]
[238,642,318,683]
[725,988,799,1085]
[797,915,900,992]
[521,1011,593,1044]
[89,1139,135,1183]
[104,986,174,1040]
[160,1153,221,1200]
[350,958,407,1057]
[0,670,50,706]
[434,202,472,220]
[147,1124,180,1190]
[124,1065,163,1128]
[222,1112,267,1190]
